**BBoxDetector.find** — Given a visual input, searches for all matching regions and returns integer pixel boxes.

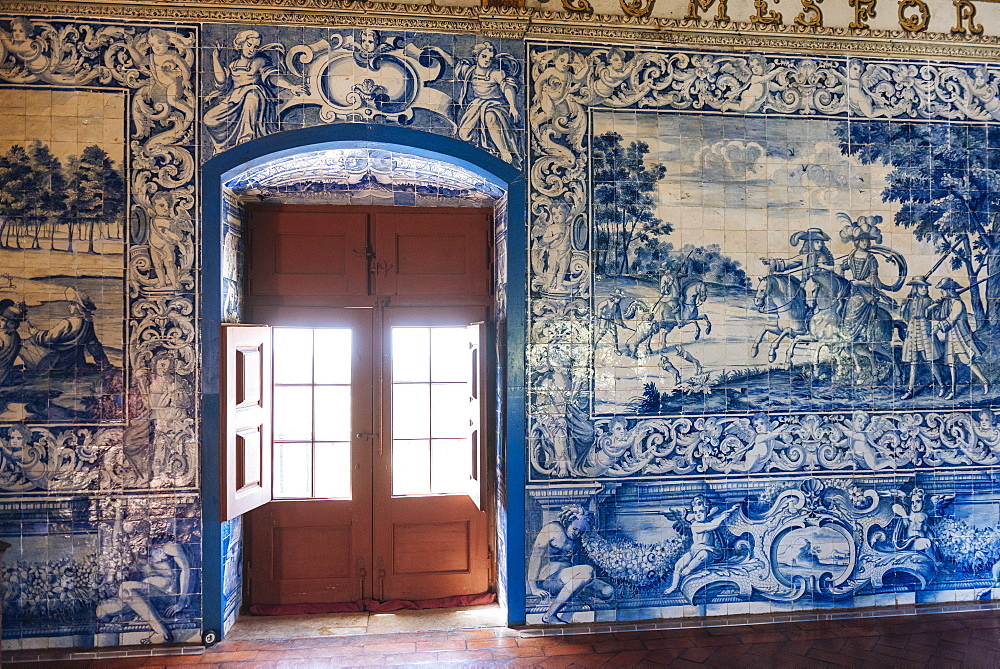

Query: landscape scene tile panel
[0,16,202,649]
[0,88,126,423]
[524,43,1000,625]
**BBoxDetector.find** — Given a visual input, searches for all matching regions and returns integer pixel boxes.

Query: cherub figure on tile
[0,18,51,78]
[661,495,739,595]
[147,190,194,290]
[124,28,194,144]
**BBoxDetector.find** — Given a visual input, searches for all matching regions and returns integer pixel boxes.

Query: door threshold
[227,602,505,640]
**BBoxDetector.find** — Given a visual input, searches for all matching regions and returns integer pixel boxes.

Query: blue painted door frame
[199,124,527,637]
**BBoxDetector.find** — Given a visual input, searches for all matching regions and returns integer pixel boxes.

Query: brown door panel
[250,500,371,605]
[244,206,494,607]
[249,208,369,303]
[376,496,489,601]
[374,211,490,299]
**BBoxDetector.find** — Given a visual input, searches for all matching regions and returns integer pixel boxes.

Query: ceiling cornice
[5,0,1000,60]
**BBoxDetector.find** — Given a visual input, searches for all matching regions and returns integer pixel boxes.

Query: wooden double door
[224,205,493,605]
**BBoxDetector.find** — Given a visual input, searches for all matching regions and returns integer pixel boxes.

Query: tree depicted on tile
[0,138,125,422]
[526,41,1000,622]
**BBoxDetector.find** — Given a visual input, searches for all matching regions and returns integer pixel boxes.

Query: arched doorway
[200,124,527,639]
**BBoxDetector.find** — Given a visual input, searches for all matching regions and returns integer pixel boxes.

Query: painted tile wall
[199,24,525,167]
[2,7,999,651]
[0,17,203,649]
[0,14,525,648]
[523,42,1000,625]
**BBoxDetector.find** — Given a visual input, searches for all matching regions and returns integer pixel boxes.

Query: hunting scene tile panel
[527,44,1000,481]
[525,41,1000,624]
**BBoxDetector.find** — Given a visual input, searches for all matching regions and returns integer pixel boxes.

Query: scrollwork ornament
[0,426,126,492]
[129,296,197,371]
[528,409,1000,479]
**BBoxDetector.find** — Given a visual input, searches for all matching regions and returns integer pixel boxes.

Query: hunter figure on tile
[900,276,943,399]
[934,277,989,399]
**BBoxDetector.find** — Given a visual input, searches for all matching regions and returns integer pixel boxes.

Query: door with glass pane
[248,308,375,605]
[241,204,493,606]
[247,307,489,603]
[373,307,489,600]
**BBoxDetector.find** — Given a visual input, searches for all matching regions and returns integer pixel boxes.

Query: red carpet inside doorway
[248,592,496,615]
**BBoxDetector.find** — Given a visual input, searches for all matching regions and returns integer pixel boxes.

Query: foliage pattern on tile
[0,17,201,647]
[525,43,1000,624]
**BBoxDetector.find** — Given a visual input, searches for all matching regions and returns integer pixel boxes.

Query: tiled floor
[6,608,1000,667]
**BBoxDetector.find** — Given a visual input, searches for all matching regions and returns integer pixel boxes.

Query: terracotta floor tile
[382,651,446,665]
[665,658,713,668]
[434,648,497,662]
[591,639,645,653]
[600,649,650,666]
[873,639,945,663]
[539,642,596,656]
[804,647,861,667]
[492,645,552,659]
[357,640,416,654]
[467,637,519,649]
[8,609,1000,668]
[643,636,698,651]
[678,644,718,663]
[156,656,212,665]
[703,643,755,664]
[846,634,881,652]
[413,638,469,651]
[639,647,684,665]
[198,651,259,664]
[738,630,787,644]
